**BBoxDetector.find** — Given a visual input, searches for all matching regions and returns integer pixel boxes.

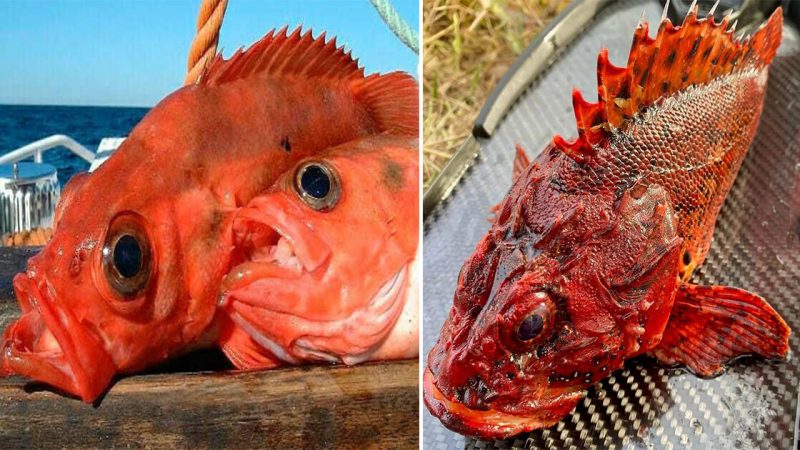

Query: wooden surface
[0,247,419,449]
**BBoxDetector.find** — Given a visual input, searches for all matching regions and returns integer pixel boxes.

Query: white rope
[369,0,419,54]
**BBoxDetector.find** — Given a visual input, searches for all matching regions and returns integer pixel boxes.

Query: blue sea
[0,105,149,185]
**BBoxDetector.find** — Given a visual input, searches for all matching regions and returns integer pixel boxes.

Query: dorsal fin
[513,144,531,181]
[553,6,783,161]
[352,72,419,136]
[198,26,418,136]
[200,27,364,85]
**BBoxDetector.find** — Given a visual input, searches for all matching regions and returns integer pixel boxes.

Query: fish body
[0,28,419,402]
[425,7,789,439]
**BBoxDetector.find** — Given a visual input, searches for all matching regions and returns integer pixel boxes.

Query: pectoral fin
[650,284,790,377]
[218,317,282,370]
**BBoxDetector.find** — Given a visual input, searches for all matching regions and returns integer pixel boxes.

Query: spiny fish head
[425,178,683,438]
[425,237,590,436]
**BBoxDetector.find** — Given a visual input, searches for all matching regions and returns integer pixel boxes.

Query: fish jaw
[0,272,116,403]
[423,368,583,439]
[224,196,415,364]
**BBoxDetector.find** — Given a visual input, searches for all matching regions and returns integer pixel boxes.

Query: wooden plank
[0,361,418,448]
[0,247,419,448]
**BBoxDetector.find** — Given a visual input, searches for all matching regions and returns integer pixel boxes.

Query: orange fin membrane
[352,71,419,136]
[553,6,783,161]
[199,27,418,136]
[219,318,281,370]
[649,284,790,377]
[201,27,362,85]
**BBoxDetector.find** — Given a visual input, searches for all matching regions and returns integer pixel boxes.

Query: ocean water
[0,105,149,185]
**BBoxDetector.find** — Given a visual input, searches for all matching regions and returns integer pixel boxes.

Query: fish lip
[0,271,115,402]
[423,368,582,439]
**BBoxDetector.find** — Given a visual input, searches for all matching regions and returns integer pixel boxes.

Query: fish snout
[427,340,496,411]
[2,271,117,402]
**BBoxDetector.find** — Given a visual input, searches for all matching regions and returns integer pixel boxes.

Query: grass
[423,0,570,189]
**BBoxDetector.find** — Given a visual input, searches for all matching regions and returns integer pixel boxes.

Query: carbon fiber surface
[422,1,800,448]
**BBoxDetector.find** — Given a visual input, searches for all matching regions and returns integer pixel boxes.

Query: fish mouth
[423,368,584,439]
[235,207,332,280]
[0,272,115,403]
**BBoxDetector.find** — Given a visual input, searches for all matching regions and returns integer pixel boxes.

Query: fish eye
[102,213,152,297]
[294,161,340,211]
[514,300,551,345]
[501,292,554,350]
[517,314,544,341]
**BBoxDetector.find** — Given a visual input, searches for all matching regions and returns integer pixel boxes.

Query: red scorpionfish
[425,5,790,439]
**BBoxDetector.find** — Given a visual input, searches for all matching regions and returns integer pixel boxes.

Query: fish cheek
[381,156,405,191]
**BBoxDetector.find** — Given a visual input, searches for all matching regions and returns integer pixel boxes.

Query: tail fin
[554,6,783,161]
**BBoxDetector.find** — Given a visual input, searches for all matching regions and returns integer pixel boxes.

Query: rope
[369,0,419,54]
[184,0,229,85]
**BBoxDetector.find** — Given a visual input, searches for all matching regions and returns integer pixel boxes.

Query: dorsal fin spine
[553,7,783,162]
[198,25,416,136]
[575,89,605,148]
[597,49,629,126]
[201,26,365,86]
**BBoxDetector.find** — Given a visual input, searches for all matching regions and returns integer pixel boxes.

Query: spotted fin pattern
[554,5,784,161]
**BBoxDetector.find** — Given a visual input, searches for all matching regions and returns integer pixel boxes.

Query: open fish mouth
[235,210,332,280]
[0,272,115,403]
[423,368,584,439]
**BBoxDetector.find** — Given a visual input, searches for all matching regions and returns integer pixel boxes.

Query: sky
[0,0,419,107]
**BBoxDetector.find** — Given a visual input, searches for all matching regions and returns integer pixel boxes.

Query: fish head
[0,97,220,402]
[226,135,419,365]
[425,173,683,438]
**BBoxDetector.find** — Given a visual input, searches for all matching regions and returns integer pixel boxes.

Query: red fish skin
[425,8,790,440]
[218,133,420,367]
[0,29,419,402]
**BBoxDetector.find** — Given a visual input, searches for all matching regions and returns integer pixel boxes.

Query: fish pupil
[301,165,331,199]
[114,235,142,278]
[518,314,544,341]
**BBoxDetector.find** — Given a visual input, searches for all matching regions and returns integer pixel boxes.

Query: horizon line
[0,102,152,109]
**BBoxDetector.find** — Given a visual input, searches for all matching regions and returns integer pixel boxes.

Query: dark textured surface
[422,0,800,448]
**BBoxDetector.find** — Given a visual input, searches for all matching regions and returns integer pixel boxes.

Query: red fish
[0,28,419,403]
[424,7,790,439]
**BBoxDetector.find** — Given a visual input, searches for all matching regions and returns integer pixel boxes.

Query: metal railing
[0,134,95,165]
